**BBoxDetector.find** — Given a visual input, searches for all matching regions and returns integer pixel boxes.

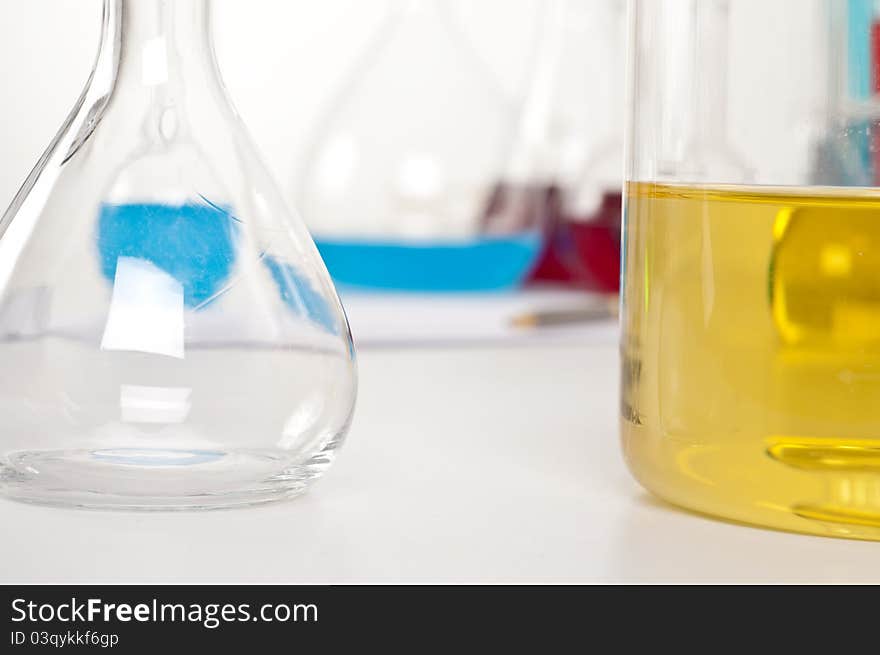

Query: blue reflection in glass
[97,202,239,307]
[264,256,339,335]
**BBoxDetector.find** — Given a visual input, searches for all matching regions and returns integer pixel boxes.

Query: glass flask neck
[653,0,745,179]
[581,0,627,192]
[99,0,218,88]
[604,0,627,142]
[505,0,571,182]
[693,0,730,147]
[395,0,444,17]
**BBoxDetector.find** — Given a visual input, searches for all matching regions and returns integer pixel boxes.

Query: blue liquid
[96,202,339,332]
[97,202,239,307]
[314,231,542,292]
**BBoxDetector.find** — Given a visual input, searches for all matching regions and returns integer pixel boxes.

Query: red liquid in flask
[528,190,622,293]
[481,184,621,293]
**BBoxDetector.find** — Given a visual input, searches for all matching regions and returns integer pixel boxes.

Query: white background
[0,0,823,216]
[0,0,542,213]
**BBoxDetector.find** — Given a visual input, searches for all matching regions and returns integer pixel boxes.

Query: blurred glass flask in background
[485,0,628,294]
[297,0,542,292]
[0,0,357,509]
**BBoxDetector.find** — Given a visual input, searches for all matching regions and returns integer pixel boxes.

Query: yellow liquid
[622,182,880,540]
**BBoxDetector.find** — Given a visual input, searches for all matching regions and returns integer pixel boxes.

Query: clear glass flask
[297,0,542,292]
[623,0,880,539]
[0,0,357,509]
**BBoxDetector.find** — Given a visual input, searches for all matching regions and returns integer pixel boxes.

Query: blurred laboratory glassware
[811,0,880,186]
[484,0,627,294]
[297,0,543,292]
[0,0,357,509]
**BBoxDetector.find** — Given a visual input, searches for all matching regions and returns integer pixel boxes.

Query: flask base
[623,427,880,542]
[0,446,336,510]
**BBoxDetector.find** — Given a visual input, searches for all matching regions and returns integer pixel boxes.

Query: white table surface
[3,334,880,584]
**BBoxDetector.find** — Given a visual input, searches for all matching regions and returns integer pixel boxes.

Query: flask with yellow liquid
[623,0,880,539]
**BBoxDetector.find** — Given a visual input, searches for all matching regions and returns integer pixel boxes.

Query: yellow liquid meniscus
[622,182,880,540]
